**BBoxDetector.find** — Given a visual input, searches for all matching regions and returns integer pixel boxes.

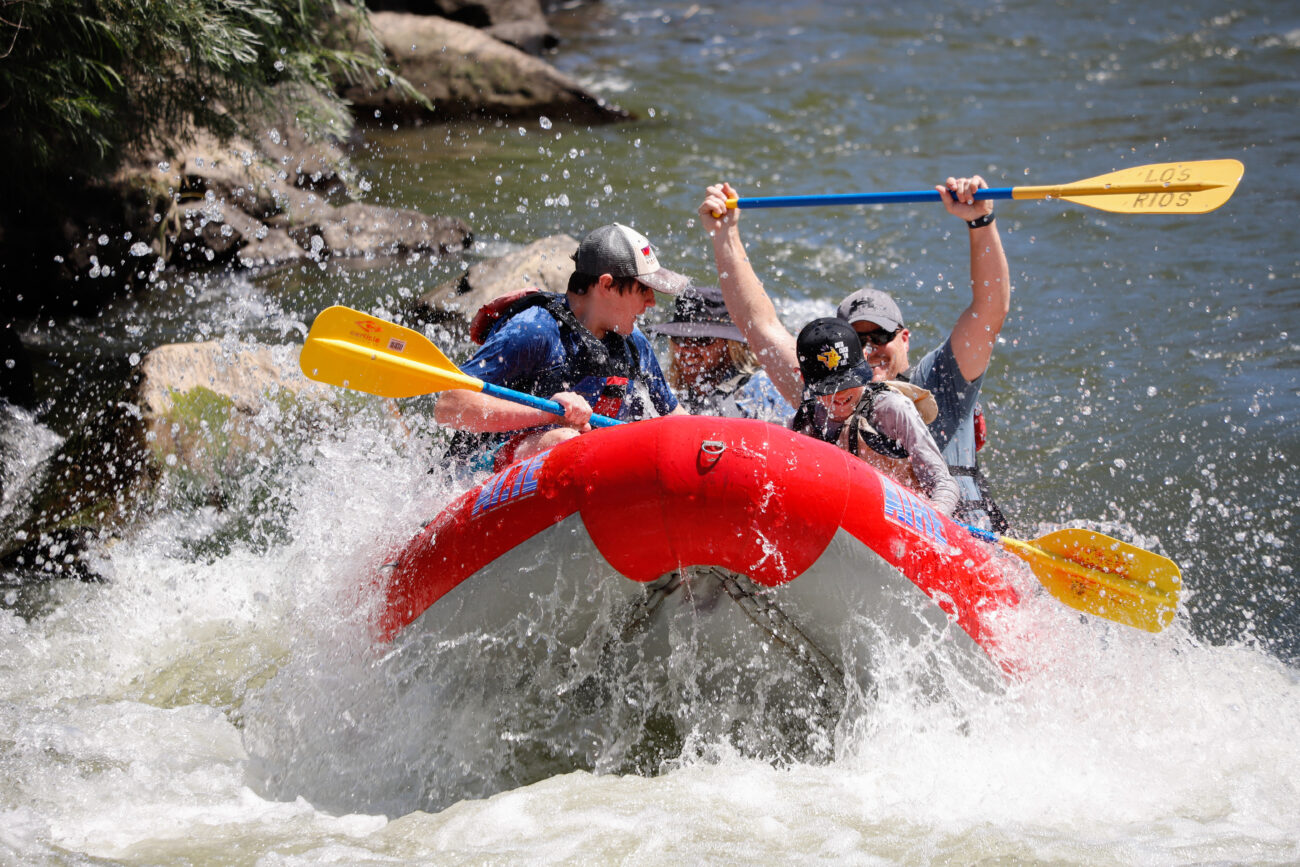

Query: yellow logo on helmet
[817,347,842,370]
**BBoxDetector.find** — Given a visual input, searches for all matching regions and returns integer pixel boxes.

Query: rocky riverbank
[0,0,626,331]
[0,0,636,577]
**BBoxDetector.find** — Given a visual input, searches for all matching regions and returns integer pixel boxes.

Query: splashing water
[4,0,1299,861]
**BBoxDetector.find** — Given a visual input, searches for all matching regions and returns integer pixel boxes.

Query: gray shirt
[910,336,986,520]
[866,388,961,517]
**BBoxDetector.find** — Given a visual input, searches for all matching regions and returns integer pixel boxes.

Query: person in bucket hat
[793,318,958,514]
[698,175,1011,530]
[435,223,690,471]
[647,286,790,421]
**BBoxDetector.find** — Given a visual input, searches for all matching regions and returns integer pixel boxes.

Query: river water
[3,0,1299,863]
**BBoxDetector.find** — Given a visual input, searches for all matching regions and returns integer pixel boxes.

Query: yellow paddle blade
[1002,529,1182,633]
[1013,159,1243,214]
[299,306,484,399]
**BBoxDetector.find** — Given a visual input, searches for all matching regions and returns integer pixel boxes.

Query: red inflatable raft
[376,416,1022,688]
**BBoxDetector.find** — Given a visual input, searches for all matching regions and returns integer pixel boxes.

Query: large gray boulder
[365,0,558,53]
[347,13,629,123]
[413,233,578,329]
[135,342,332,485]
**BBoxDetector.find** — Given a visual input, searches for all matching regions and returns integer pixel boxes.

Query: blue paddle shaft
[955,520,1001,545]
[734,188,1016,209]
[481,381,622,428]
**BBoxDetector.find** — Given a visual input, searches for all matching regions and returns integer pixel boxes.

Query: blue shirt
[463,303,679,421]
[729,369,795,425]
[678,367,792,425]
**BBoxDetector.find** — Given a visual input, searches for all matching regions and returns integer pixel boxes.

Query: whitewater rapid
[2,397,1297,864]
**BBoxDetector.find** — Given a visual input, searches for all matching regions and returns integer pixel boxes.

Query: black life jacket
[794,378,1011,534]
[475,289,641,401]
[681,368,754,416]
[447,290,642,462]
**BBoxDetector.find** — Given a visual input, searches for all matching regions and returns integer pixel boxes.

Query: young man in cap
[435,223,691,471]
[794,317,959,515]
[698,176,1011,530]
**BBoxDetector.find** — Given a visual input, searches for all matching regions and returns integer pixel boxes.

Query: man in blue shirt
[697,176,1011,529]
[435,223,690,471]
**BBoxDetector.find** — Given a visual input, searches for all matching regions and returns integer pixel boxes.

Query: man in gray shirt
[697,174,1011,529]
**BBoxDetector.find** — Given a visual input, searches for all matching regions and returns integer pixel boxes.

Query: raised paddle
[959,522,1181,633]
[299,305,621,427]
[301,306,1182,631]
[725,159,1243,215]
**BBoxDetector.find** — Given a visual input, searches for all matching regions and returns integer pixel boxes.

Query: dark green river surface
[3,1,1298,863]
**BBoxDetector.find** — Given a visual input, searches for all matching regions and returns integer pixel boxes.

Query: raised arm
[698,182,804,408]
[937,175,1011,382]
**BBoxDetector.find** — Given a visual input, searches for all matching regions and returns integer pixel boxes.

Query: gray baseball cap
[836,288,905,331]
[571,223,691,295]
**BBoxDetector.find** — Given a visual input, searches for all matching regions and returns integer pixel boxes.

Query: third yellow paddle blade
[300,306,474,399]
[1002,530,1181,633]
[1055,159,1244,214]
[1036,528,1182,597]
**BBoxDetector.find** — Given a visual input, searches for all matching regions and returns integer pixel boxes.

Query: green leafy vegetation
[0,0,413,181]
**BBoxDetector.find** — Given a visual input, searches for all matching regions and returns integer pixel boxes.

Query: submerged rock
[0,341,382,578]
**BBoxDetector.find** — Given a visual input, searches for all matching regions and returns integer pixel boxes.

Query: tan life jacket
[882,380,938,424]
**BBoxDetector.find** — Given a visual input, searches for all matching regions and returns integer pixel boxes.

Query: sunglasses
[672,336,721,349]
[855,326,901,347]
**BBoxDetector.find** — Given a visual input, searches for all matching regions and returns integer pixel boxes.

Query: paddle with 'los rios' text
[724,159,1243,215]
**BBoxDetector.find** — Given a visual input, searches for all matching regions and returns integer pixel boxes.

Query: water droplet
[539,116,552,130]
